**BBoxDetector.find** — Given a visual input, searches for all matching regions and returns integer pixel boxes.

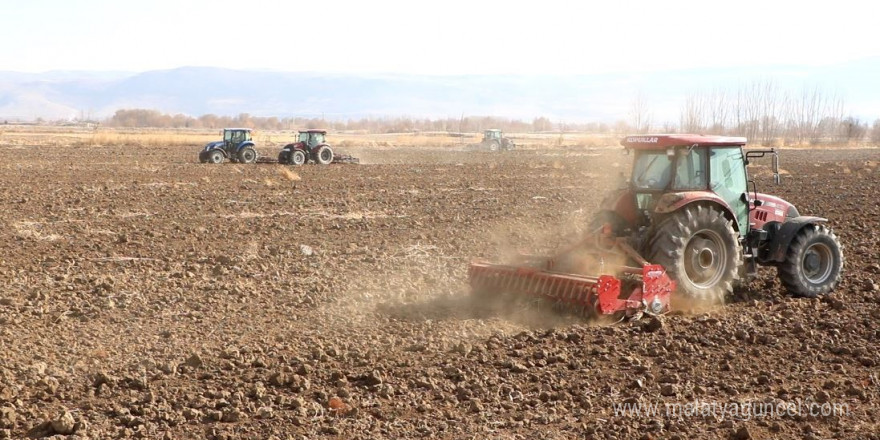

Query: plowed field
[1,141,878,439]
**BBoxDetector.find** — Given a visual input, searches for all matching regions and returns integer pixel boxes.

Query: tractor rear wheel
[207,150,224,164]
[290,150,307,165]
[488,140,499,152]
[647,204,741,303]
[315,146,334,165]
[777,225,843,297]
[239,148,257,164]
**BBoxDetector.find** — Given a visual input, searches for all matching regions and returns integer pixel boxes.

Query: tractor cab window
[298,132,309,143]
[309,133,323,146]
[224,131,234,142]
[228,131,244,144]
[673,148,708,190]
[632,151,673,190]
[710,147,747,195]
[710,146,749,233]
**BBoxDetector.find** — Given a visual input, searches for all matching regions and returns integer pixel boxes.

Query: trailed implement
[469,226,675,317]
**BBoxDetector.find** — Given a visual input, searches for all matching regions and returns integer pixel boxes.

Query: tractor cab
[297,130,327,150]
[223,128,252,150]
[483,129,502,141]
[621,135,760,237]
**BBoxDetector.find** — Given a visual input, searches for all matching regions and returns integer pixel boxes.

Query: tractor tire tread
[777,225,843,297]
[646,204,742,303]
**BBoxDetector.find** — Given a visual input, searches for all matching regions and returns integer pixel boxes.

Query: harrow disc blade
[468,262,620,315]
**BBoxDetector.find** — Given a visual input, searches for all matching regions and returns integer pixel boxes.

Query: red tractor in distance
[278,129,334,165]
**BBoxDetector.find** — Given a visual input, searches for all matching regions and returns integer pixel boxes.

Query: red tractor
[469,135,844,316]
[278,129,335,165]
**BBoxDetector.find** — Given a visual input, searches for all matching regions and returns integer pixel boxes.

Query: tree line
[103,82,880,145]
[632,80,877,145]
[103,109,560,134]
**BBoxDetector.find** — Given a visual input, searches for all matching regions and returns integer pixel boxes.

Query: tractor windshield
[298,132,309,143]
[673,148,708,190]
[632,151,673,190]
[224,130,249,143]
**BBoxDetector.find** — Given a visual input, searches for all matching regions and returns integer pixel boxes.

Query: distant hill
[1,58,878,122]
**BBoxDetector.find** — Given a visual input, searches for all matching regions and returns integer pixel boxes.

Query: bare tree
[628,91,652,133]
[837,117,866,144]
[757,80,783,145]
[707,88,728,135]
[871,119,880,144]
[680,93,705,133]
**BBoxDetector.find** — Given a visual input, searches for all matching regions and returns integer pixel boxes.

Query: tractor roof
[621,134,747,150]
[224,127,252,131]
[486,129,501,132]
[298,129,328,134]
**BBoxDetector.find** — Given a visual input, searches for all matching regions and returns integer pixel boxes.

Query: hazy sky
[5,0,880,74]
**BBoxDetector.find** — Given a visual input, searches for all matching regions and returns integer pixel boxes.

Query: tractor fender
[236,141,256,152]
[653,191,741,232]
[282,142,307,152]
[205,145,229,157]
[204,141,224,151]
[763,216,828,263]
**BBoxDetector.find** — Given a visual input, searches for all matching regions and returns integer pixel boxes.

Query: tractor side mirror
[772,150,780,185]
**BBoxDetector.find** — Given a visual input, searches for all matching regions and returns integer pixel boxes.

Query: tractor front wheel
[778,225,843,297]
[315,146,334,165]
[290,150,307,165]
[207,150,224,164]
[239,148,257,164]
[647,204,741,303]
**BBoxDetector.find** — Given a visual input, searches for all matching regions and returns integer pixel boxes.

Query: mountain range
[1,57,878,123]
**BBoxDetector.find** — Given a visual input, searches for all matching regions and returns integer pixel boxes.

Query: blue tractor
[199,128,259,164]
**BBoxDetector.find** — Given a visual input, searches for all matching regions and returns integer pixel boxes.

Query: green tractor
[480,129,515,152]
